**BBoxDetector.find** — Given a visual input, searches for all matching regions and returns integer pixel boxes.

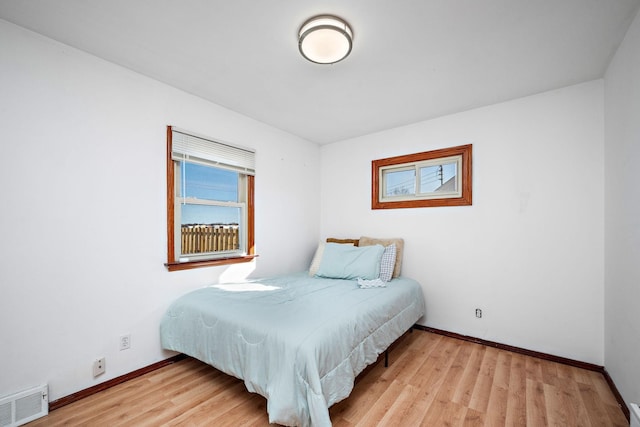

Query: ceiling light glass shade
[298,15,353,64]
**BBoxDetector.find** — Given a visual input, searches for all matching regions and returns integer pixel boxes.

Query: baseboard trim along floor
[48,326,630,422]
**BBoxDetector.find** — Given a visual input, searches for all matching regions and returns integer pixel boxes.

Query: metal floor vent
[0,385,48,427]
[631,402,640,427]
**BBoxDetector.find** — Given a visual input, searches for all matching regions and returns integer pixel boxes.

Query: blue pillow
[315,243,385,280]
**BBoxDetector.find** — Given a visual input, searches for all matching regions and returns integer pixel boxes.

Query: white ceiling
[1,0,638,144]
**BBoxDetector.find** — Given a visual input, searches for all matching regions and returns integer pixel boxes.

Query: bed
[160,237,425,426]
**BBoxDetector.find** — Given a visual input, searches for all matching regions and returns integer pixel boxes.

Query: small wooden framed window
[372,144,472,209]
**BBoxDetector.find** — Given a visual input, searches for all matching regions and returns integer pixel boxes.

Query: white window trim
[380,154,463,203]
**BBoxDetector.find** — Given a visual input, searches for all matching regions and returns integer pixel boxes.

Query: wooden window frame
[372,144,472,209]
[165,127,256,271]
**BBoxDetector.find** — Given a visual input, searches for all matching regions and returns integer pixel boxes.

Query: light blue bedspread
[160,273,425,426]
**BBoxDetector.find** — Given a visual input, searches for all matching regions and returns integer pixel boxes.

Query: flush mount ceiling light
[298,15,353,64]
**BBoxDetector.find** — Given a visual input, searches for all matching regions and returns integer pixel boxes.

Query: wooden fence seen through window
[181,224,239,254]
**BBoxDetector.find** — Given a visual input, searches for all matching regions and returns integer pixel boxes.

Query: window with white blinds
[166,126,256,271]
[170,128,255,175]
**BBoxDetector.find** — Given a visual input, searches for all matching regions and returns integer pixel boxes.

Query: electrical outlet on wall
[475,308,483,318]
[93,357,105,377]
[120,334,131,351]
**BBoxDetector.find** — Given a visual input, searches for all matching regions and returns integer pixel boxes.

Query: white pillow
[308,243,326,276]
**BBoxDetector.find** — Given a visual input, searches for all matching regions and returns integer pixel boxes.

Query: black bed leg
[384,350,389,368]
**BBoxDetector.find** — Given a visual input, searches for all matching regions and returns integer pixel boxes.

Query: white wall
[0,19,320,401]
[321,81,605,364]
[604,8,640,409]
[5,7,633,405]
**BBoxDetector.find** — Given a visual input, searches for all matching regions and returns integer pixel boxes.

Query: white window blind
[171,128,255,175]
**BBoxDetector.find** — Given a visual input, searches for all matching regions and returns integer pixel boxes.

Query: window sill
[165,254,258,272]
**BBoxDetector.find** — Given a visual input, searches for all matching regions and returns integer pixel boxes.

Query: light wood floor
[28,330,627,426]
